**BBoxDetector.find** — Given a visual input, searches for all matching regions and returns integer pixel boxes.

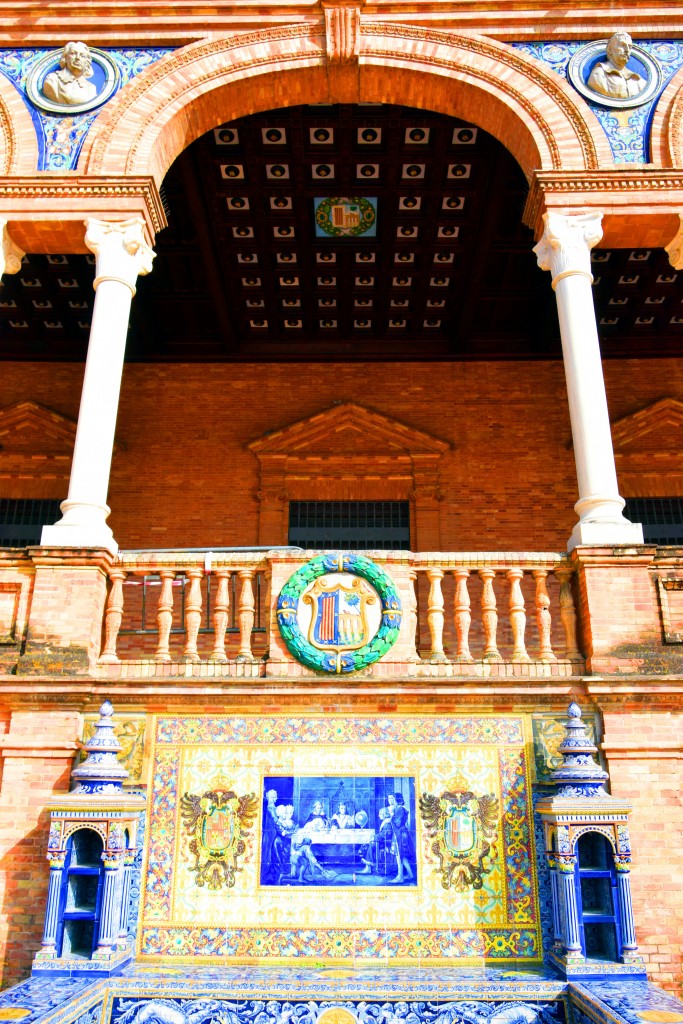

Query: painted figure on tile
[331,801,356,829]
[385,792,415,884]
[290,835,337,882]
[304,799,329,829]
[587,32,646,99]
[43,41,98,105]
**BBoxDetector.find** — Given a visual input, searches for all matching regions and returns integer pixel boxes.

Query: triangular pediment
[249,402,449,458]
[0,401,78,456]
[0,401,124,458]
[611,397,683,454]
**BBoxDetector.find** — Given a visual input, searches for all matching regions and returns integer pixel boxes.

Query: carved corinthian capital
[0,220,24,277]
[85,216,155,295]
[533,211,603,287]
[323,4,362,64]
[665,213,683,269]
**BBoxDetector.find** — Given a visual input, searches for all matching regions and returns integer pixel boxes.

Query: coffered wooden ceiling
[1,102,682,364]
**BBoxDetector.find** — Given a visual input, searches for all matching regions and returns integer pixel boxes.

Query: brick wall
[602,709,683,993]
[1,357,682,552]
[0,710,80,988]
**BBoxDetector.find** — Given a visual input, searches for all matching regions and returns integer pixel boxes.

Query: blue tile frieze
[512,41,683,163]
[0,48,174,170]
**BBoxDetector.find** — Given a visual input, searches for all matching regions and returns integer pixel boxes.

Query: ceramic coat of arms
[314,196,377,237]
[276,553,402,672]
[181,781,258,890]
[420,774,499,892]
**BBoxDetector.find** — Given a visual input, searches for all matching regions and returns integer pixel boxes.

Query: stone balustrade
[94,549,585,678]
[1,545,682,677]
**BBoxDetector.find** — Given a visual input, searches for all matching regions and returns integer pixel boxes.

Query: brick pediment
[611,397,683,456]
[249,402,449,459]
[0,401,124,467]
[0,401,78,457]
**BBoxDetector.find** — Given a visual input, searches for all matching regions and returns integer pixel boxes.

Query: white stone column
[41,218,155,554]
[0,220,24,277]
[534,212,643,550]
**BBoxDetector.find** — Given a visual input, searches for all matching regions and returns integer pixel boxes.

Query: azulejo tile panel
[512,41,683,163]
[139,715,541,964]
[0,48,173,169]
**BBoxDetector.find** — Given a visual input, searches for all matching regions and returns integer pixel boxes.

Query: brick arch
[651,66,683,166]
[79,25,611,187]
[0,74,39,174]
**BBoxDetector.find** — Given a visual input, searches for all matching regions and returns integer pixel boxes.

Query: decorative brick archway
[79,24,613,188]
[0,73,39,175]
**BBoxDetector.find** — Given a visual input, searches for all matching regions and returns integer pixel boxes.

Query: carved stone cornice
[6,3,683,46]
[0,175,165,250]
[524,169,683,240]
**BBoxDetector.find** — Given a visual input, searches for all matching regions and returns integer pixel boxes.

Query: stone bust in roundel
[586,31,646,100]
[43,41,97,106]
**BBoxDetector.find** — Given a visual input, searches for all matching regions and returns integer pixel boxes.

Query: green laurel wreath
[315,196,376,237]
[276,553,402,674]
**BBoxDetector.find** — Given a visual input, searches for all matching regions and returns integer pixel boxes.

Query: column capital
[665,213,683,270]
[85,216,155,295]
[0,220,24,277]
[533,211,603,288]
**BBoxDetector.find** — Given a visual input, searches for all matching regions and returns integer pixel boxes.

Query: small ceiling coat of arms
[420,775,499,891]
[181,781,258,890]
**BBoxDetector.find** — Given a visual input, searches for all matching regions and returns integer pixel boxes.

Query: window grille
[624,497,683,545]
[0,498,61,547]
[288,501,410,550]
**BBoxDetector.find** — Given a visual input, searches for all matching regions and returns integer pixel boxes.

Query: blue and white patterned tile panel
[108,997,567,1024]
[1,966,683,1024]
[112,964,568,999]
[0,48,173,170]
[0,975,105,1024]
[512,41,683,163]
[573,979,683,1024]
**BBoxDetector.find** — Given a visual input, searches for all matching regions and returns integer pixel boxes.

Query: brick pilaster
[0,709,80,988]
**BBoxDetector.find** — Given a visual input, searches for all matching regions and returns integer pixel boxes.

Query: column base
[568,518,644,551]
[40,522,118,555]
[32,948,132,978]
[547,950,647,979]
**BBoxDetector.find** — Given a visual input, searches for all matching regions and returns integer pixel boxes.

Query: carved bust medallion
[26,42,120,115]
[568,33,661,109]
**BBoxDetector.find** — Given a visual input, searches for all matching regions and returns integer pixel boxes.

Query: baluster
[210,570,231,662]
[154,570,175,662]
[99,569,126,664]
[507,568,530,662]
[479,568,501,661]
[532,569,556,661]
[182,568,203,663]
[237,569,255,662]
[556,568,581,660]
[407,569,421,661]
[453,568,473,663]
[426,568,448,663]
